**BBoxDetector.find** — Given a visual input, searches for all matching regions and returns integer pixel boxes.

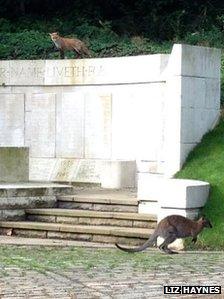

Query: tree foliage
[0,0,224,60]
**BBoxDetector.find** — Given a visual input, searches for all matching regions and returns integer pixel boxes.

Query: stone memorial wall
[0,44,221,184]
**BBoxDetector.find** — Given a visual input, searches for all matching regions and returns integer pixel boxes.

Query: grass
[175,117,224,250]
[0,245,222,274]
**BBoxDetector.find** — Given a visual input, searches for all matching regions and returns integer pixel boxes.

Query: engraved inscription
[0,65,103,79]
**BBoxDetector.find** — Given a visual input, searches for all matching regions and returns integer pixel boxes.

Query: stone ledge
[25,208,157,221]
[0,221,154,238]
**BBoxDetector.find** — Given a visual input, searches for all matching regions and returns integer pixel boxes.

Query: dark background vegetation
[1,0,224,58]
[0,1,224,100]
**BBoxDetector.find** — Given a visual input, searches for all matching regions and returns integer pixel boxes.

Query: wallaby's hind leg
[158,234,177,254]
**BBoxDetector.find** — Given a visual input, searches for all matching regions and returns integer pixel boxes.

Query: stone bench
[157,178,210,221]
[138,173,210,220]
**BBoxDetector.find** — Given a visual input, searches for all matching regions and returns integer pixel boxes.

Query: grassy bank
[175,117,224,250]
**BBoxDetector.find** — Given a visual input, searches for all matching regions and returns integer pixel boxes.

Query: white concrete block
[158,179,210,209]
[181,77,205,109]
[0,93,25,146]
[101,160,136,189]
[138,201,159,215]
[137,173,165,200]
[180,44,221,78]
[167,44,221,78]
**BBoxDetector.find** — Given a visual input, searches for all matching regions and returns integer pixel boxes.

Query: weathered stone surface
[77,217,133,227]
[13,229,47,238]
[0,209,25,221]
[27,215,56,223]
[93,204,138,213]
[0,147,29,182]
[47,231,92,241]
[133,220,156,229]
[0,196,56,209]
[56,216,79,225]
[57,201,94,210]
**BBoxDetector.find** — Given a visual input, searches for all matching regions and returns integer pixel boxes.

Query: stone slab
[29,158,102,183]
[26,93,56,157]
[56,92,84,158]
[0,55,169,86]
[158,179,210,209]
[165,44,221,78]
[0,147,29,182]
[0,93,25,146]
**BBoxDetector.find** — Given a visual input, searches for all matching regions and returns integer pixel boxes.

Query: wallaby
[49,32,91,59]
[115,215,212,254]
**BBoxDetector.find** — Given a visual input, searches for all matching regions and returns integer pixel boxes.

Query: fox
[115,215,212,254]
[49,32,91,59]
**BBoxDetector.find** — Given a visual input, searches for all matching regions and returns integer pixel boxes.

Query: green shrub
[0,30,53,59]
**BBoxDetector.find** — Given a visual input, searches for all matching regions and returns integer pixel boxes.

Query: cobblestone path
[0,250,224,299]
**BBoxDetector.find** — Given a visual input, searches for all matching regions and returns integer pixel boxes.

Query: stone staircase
[0,189,157,245]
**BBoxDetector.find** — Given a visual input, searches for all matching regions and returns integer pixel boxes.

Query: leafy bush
[0,30,52,59]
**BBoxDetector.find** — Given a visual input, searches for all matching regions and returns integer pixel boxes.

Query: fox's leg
[73,48,81,58]
[60,50,64,59]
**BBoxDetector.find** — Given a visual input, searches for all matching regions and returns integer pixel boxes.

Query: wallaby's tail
[115,232,158,253]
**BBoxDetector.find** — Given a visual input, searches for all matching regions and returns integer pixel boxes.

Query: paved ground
[0,237,223,299]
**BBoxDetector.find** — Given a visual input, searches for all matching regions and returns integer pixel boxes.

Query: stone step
[57,191,139,212]
[25,208,157,228]
[0,221,153,246]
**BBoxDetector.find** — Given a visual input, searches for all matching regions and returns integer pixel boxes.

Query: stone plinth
[157,179,210,221]
[100,160,136,189]
[138,175,210,219]
[0,147,29,182]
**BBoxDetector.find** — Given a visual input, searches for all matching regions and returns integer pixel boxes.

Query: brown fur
[49,32,91,59]
[115,215,212,254]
